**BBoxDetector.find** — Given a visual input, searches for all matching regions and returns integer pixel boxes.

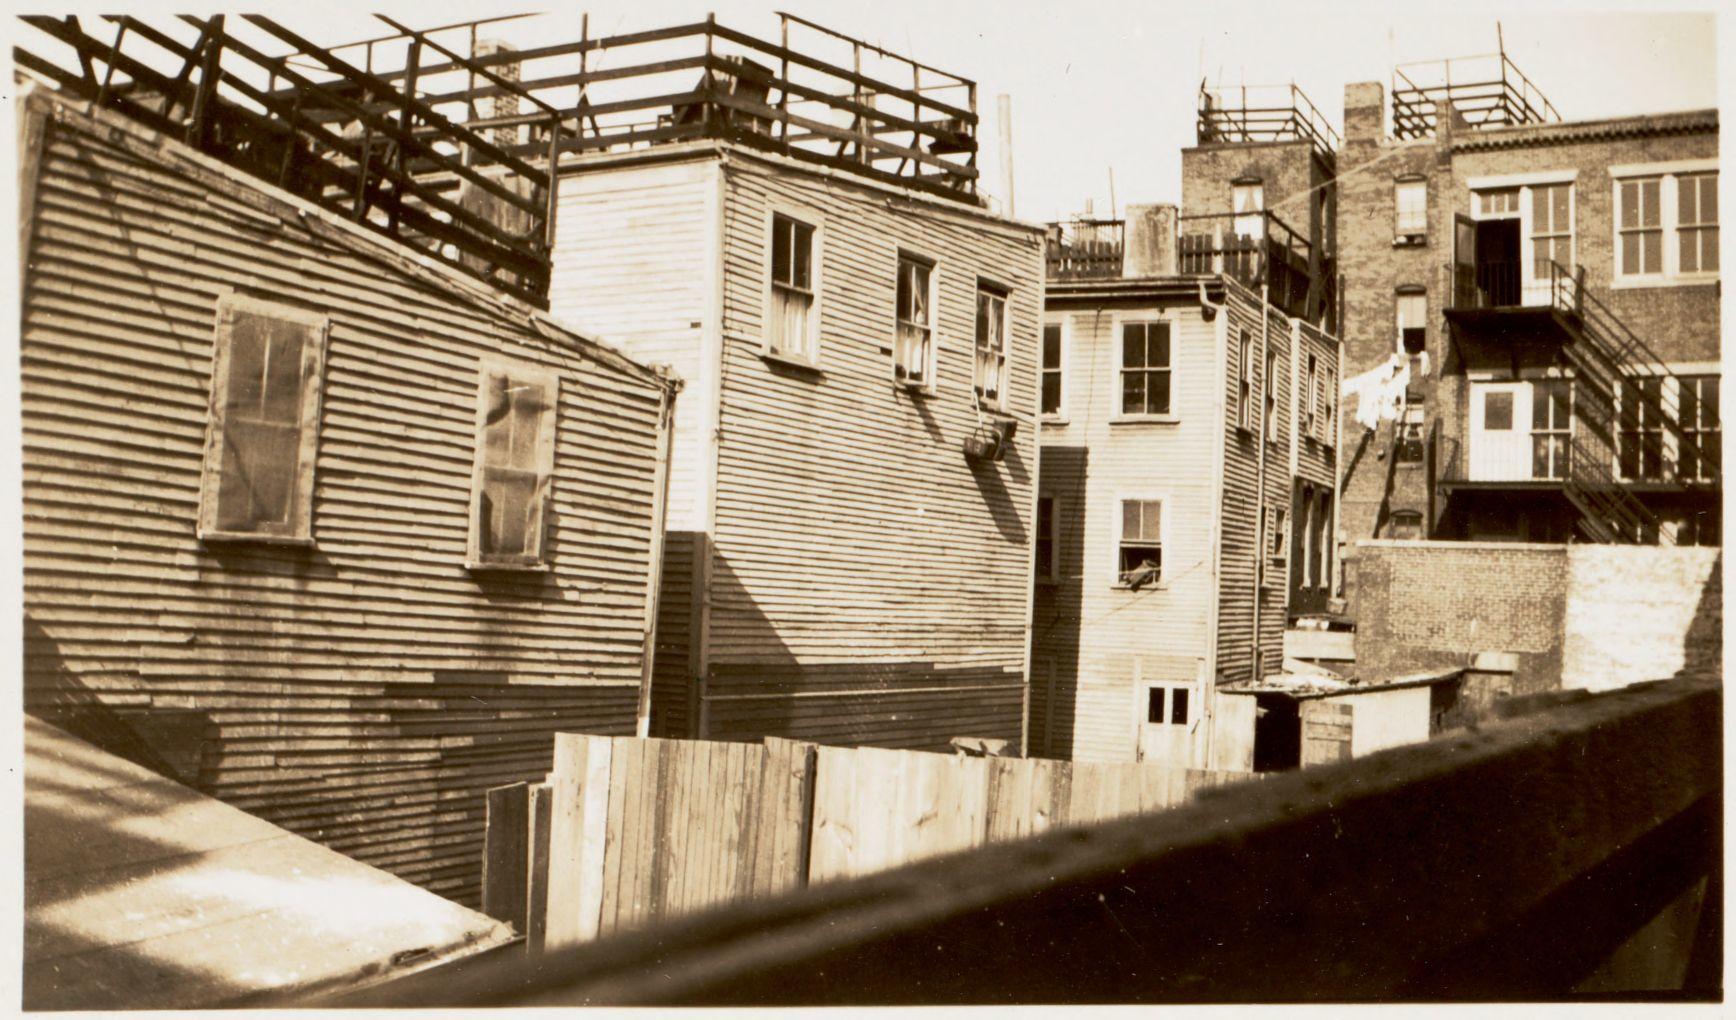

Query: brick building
[1333,69,1719,552]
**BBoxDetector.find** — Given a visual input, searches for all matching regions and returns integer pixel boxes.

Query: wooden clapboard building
[507,16,1045,748]
[16,23,678,906]
[1033,200,1341,766]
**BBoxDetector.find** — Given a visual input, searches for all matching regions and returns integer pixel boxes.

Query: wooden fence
[482,734,1259,950]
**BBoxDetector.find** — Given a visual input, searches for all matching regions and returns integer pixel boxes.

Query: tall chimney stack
[1123,203,1178,279]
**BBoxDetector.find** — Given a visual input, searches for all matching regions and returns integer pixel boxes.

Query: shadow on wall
[1671,550,1722,682]
[1028,445,1088,760]
[698,549,1025,751]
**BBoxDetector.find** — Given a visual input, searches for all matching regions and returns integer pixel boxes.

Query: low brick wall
[1350,540,1723,694]
[1562,547,1722,691]
[1349,540,1569,694]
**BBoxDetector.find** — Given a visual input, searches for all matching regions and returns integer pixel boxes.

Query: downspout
[1252,280,1271,684]
[636,377,679,736]
[1201,281,1228,769]
[1331,328,1345,601]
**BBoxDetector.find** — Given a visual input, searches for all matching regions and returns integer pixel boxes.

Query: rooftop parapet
[1196,81,1340,163]
[1390,49,1561,140]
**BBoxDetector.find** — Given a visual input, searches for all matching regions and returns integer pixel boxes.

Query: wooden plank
[573,736,614,942]
[807,745,854,884]
[596,737,632,936]
[647,738,677,920]
[526,783,552,954]
[541,734,591,952]
[1029,757,1064,838]
[480,783,530,931]
[749,738,784,898]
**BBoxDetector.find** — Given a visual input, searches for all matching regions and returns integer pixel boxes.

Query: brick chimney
[1344,81,1385,145]
[474,39,523,152]
[1123,203,1177,278]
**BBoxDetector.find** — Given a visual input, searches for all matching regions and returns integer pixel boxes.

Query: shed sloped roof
[23,715,514,1010]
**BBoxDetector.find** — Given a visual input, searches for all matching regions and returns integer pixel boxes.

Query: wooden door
[1136,683,1191,767]
[1469,382,1531,481]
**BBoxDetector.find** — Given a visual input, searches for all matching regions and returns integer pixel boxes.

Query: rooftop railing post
[389,36,421,233]
[543,110,562,257]
[778,14,790,150]
[94,21,127,108]
[185,14,223,151]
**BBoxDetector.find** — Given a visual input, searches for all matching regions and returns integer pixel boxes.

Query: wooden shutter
[197,293,329,543]
[468,358,560,569]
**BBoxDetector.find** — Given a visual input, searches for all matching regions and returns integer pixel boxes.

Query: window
[468,359,559,569]
[1040,322,1064,417]
[1678,173,1719,274]
[894,254,935,388]
[1674,510,1721,548]
[1388,509,1424,540]
[973,284,1009,408]
[197,294,329,543]
[768,213,817,361]
[1232,181,1264,238]
[1478,188,1520,217]
[1483,390,1514,431]
[1618,377,1665,481]
[1263,346,1279,443]
[1397,399,1425,464]
[1304,353,1319,439]
[1117,499,1162,586]
[1680,376,1720,482]
[1531,379,1572,481]
[1529,183,1572,280]
[1267,505,1288,559]
[1396,291,1426,355]
[1236,328,1253,430]
[1120,320,1172,416]
[1618,177,1663,277]
[1146,686,1190,726]
[1394,178,1427,237]
[1314,490,1333,590]
[1035,495,1059,582]
[1324,366,1336,442]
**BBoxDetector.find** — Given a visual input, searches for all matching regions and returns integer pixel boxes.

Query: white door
[1469,382,1532,481]
[1136,683,1192,766]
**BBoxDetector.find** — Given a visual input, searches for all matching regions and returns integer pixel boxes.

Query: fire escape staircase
[1546,262,1719,543]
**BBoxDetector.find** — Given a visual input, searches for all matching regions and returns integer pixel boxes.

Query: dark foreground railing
[325,673,1720,1005]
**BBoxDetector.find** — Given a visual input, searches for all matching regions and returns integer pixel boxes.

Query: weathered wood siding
[20,91,673,906]
[1217,283,1293,691]
[547,156,718,737]
[1288,319,1341,614]
[1033,301,1221,762]
[704,153,1044,749]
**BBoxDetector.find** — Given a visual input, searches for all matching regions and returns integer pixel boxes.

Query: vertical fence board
[575,736,614,943]
[809,745,854,883]
[526,783,553,954]
[481,782,530,931]
[598,737,632,935]
[543,734,593,952]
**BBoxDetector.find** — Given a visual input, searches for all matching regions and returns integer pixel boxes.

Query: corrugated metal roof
[1452,109,1718,152]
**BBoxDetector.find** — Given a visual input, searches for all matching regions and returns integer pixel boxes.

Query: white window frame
[1529,378,1574,481]
[1233,180,1265,239]
[1040,315,1068,421]
[1394,177,1427,239]
[973,280,1012,411]
[1678,374,1721,483]
[466,356,561,571]
[1143,682,1193,727]
[1611,160,1720,287]
[1304,352,1319,440]
[1111,493,1168,589]
[893,248,939,392]
[1263,343,1280,444]
[1114,312,1177,421]
[1236,326,1253,432]
[762,205,823,366]
[1468,171,1577,307]
[1035,493,1061,584]
[1259,502,1288,589]
[1396,290,1427,355]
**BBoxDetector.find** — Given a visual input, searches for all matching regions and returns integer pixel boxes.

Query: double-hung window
[1263,346,1279,443]
[1394,178,1427,239]
[1680,376,1720,482]
[1619,377,1666,481]
[1040,322,1064,417]
[1120,320,1171,416]
[1397,291,1426,355]
[1614,166,1718,282]
[1304,353,1319,439]
[1233,181,1264,239]
[1530,182,1573,281]
[1236,328,1253,430]
[1117,499,1162,587]
[973,284,1009,408]
[1531,379,1572,481]
[768,213,818,361]
[468,359,560,569]
[894,254,935,388]
[198,294,329,544]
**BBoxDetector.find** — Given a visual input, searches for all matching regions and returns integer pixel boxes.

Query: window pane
[792,221,813,290]
[1701,174,1718,222]
[771,216,791,285]
[216,421,298,530]
[1171,687,1189,724]
[896,262,912,320]
[1122,499,1141,541]
[1484,391,1513,430]
[1147,688,1165,724]
[1043,324,1062,369]
[1640,180,1659,226]
[1122,370,1146,414]
[480,469,538,557]
[1041,374,1061,414]
[1644,231,1662,274]
[1621,181,1639,229]
[1142,500,1161,541]
[1154,322,1170,368]
[1150,370,1171,415]
[1622,232,1639,275]
[1553,184,1570,226]
[1123,323,1146,368]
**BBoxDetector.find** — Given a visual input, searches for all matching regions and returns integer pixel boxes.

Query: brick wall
[1561,546,1722,690]
[1349,540,1569,694]
[1180,140,1330,248]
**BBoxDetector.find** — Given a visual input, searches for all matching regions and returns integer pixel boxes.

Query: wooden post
[527,783,554,954]
[481,783,532,931]
[184,14,223,151]
[94,21,127,108]
[389,37,421,233]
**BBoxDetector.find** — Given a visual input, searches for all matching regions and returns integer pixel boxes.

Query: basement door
[1469,381,1531,482]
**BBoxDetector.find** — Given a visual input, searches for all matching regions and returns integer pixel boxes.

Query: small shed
[1220,667,1465,771]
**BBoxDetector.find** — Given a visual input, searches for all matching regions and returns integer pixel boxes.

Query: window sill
[199,531,315,549]
[894,378,938,397]
[1111,582,1168,593]
[1392,235,1428,248]
[1111,414,1180,426]
[1040,415,1069,426]
[466,560,552,574]
[1610,275,1720,290]
[760,350,825,374]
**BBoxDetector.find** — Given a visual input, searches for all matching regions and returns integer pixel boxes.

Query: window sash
[1619,178,1664,276]
[468,361,559,569]
[198,294,328,543]
[1679,172,1719,274]
[1041,323,1063,415]
[1531,183,1573,278]
[1618,378,1666,481]
[1118,498,1162,584]
[1680,376,1720,482]
[895,258,934,384]
[771,215,813,292]
[974,288,1009,405]
[1120,321,1172,416]
[1237,329,1252,429]
[1394,180,1426,234]
[770,283,815,360]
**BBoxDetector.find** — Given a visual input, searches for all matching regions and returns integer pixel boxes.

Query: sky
[30,1,1718,224]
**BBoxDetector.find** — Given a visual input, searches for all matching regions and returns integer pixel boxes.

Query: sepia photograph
[10,0,1724,1008]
